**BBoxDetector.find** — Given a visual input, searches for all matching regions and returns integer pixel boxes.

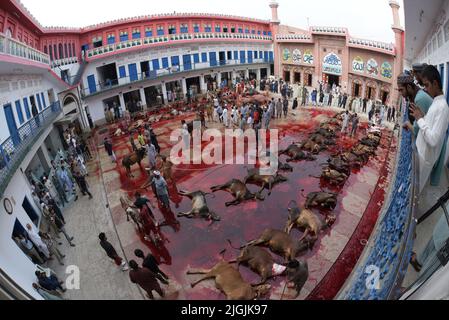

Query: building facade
[0,0,403,299]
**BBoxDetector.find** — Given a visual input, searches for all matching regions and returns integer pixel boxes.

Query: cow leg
[267,181,273,196]
[242,238,266,249]
[225,198,241,207]
[210,183,229,193]
[189,273,215,288]
[285,222,295,235]
[177,209,193,218]
[298,229,310,242]
[257,183,266,197]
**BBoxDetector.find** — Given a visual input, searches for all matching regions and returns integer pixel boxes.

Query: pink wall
[0,7,40,49]
[40,34,81,61]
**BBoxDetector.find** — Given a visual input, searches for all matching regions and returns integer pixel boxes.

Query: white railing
[276,34,312,41]
[348,37,395,52]
[311,26,347,34]
[0,32,50,65]
[86,33,273,59]
[51,57,79,68]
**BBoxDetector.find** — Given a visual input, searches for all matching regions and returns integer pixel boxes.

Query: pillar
[139,88,147,108]
[361,81,367,99]
[40,146,53,167]
[390,0,404,109]
[216,72,222,86]
[232,70,237,83]
[161,82,168,104]
[269,1,281,77]
[290,70,295,84]
[199,75,206,93]
[119,93,126,110]
[256,69,261,89]
[245,69,250,80]
[181,78,188,100]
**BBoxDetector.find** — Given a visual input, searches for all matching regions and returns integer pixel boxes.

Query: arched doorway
[304,69,313,86]
[366,82,377,100]
[352,79,363,97]
[380,86,390,105]
[293,69,301,84]
[283,68,291,83]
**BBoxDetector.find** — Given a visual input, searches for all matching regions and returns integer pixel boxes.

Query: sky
[21,0,405,43]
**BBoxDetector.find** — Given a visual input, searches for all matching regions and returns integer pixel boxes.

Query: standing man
[152,171,170,209]
[128,260,165,300]
[328,92,333,107]
[408,65,449,193]
[283,98,289,118]
[134,249,169,284]
[341,111,350,135]
[99,233,128,271]
[362,98,368,113]
[26,224,50,260]
[71,161,93,199]
[350,113,359,138]
[146,142,157,171]
[292,97,298,110]
[104,138,116,163]
[276,98,283,119]
[398,72,433,137]
[181,120,190,153]
[149,129,161,154]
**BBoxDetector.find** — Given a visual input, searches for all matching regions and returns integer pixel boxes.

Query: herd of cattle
[120,111,383,300]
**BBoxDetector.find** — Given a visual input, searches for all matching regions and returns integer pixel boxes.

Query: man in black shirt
[99,233,128,271]
[134,249,169,284]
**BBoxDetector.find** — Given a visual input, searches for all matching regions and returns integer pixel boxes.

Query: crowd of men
[19,127,94,299]
[394,64,449,275]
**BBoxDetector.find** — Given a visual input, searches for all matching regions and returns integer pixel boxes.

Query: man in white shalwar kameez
[409,66,449,194]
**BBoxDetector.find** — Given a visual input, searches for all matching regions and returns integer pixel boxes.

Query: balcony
[82,59,272,97]
[51,56,79,69]
[0,32,50,65]
[86,33,273,60]
[0,102,62,198]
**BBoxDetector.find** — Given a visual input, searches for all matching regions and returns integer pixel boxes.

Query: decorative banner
[303,50,314,64]
[292,49,302,64]
[323,52,342,76]
[282,48,290,61]
[381,62,393,79]
[352,56,365,73]
[367,59,379,76]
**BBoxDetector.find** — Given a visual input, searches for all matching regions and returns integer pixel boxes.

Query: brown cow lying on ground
[285,201,336,249]
[178,190,220,222]
[243,169,288,197]
[242,229,309,262]
[187,261,271,300]
[210,179,264,207]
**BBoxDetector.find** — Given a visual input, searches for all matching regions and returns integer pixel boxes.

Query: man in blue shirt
[398,72,433,137]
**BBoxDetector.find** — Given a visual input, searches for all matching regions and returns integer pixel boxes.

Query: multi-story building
[0,0,404,299]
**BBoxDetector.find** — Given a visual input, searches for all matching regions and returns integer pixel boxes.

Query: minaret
[270,1,280,24]
[269,1,281,77]
[389,0,404,109]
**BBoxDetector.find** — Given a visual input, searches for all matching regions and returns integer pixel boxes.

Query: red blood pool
[95,108,394,300]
